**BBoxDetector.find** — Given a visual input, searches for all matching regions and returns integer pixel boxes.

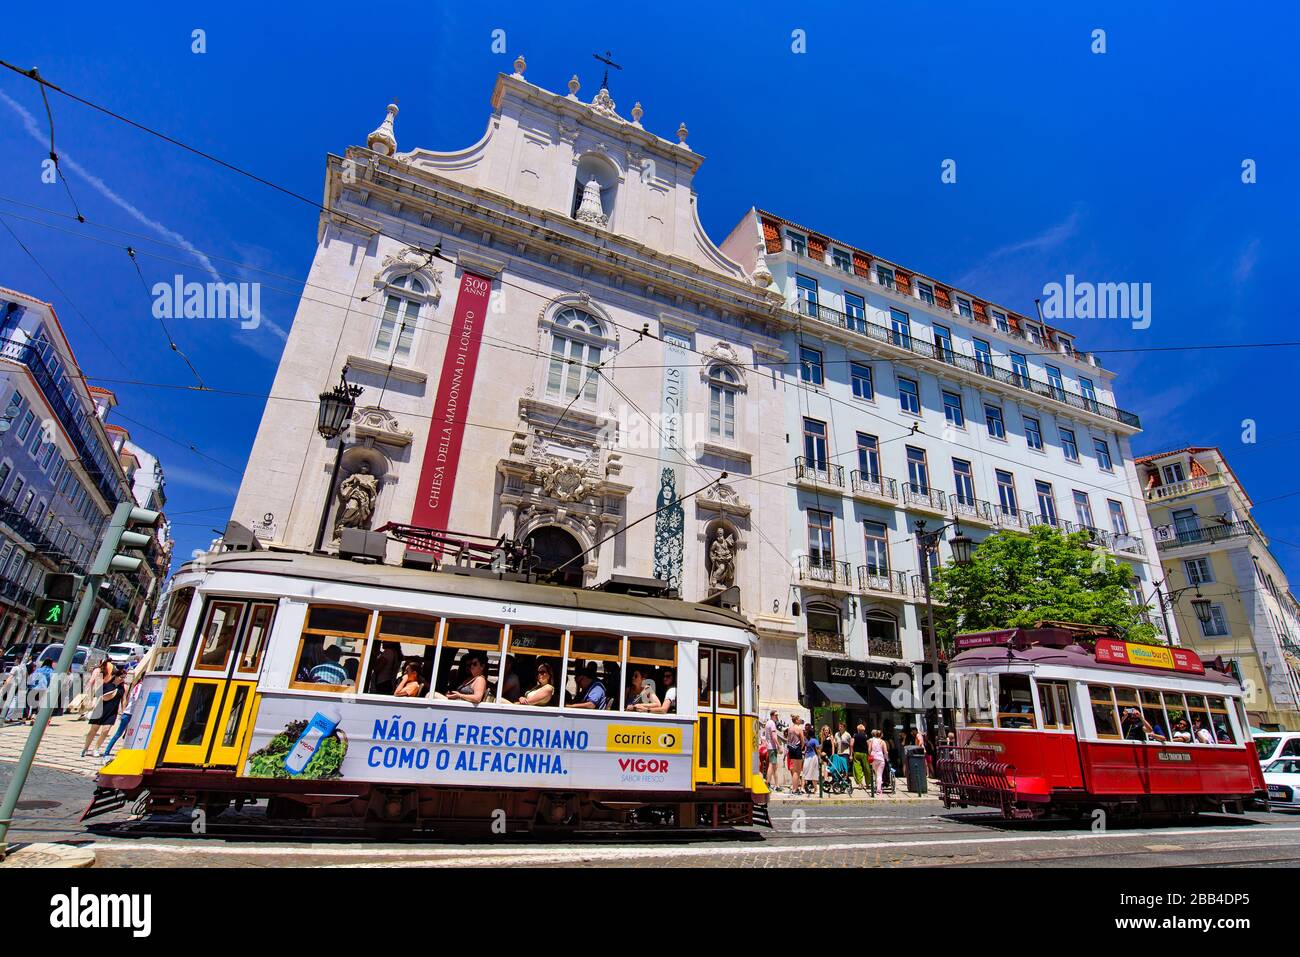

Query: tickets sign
[1095,638,1205,674]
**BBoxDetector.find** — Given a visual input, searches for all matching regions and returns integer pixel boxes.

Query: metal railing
[0,497,80,571]
[0,573,37,611]
[807,628,845,654]
[850,471,897,500]
[1154,521,1260,550]
[857,566,908,596]
[1112,532,1147,556]
[902,483,946,511]
[1066,522,1113,548]
[950,496,994,524]
[795,456,844,487]
[867,636,904,660]
[799,555,852,586]
[995,506,1037,531]
[792,300,1140,428]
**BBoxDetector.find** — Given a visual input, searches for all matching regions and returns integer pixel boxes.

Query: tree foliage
[930,526,1161,650]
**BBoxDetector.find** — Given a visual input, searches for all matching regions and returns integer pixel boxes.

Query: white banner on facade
[653,328,691,589]
[239,694,694,792]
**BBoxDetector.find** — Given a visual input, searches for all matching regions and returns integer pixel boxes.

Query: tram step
[752,803,772,828]
[81,786,128,822]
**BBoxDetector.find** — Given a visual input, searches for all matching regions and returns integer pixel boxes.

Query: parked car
[106,642,148,666]
[1253,732,1300,765]
[1,642,55,669]
[1263,757,1300,810]
[35,644,104,676]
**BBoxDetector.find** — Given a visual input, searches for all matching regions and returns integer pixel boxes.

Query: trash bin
[905,745,928,794]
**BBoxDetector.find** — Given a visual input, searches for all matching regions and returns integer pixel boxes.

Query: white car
[1254,732,1300,766]
[1263,757,1300,810]
[106,642,148,666]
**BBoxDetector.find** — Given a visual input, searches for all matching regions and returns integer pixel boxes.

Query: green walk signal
[36,598,69,629]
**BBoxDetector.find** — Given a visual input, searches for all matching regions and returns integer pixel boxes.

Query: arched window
[525,525,584,588]
[370,273,426,365]
[865,611,901,660]
[806,600,842,654]
[545,307,605,404]
[707,364,740,441]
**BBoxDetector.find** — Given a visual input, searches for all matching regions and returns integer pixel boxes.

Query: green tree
[930,526,1161,652]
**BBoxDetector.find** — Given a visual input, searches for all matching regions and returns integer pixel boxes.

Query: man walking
[764,710,783,791]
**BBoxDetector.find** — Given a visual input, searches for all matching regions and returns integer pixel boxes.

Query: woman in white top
[633,668,677,713]
[868,729,889,796]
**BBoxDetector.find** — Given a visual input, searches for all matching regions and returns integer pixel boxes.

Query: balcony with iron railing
[1154,521,1262,551]
[794,456,844,489]
[1064,522,1113,548]
[0,496,81,571]
[866,634,905,660]
[856,566,908,598]
[807,627,845,654]
[849,470,898,505]
[949,495,996,526]
[994,506,1037,532]
[791,299,1140,429]
[0,572,37,612]
[902,483,947,515]
[911,573,947,604]
[798,554,853,589]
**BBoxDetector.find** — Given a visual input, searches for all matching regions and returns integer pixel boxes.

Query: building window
[863,520,889,575]
[953,458,976,506]
[1162,462,1186,484]
[1024,416,1043,451]
[857,432,880,481]
[865,612,899,659]
[545,307,606,404]
[850,361,874,400]
[803,418,828,471]
[933,323,954,362]
[990,310,1010,333]
[1184,557,1214,586]
[707,364,739,441]
[1094,438,1113,471]
[788,232,807,256]
[807,602,841,651]
[1201,604,1230,637]
[906,446,930,492]
[1046,365,1065,399]
[832,248,852,272]
[956,297,973,319]
[1059,336,1074,356]
[889,308,912,349]
[799,345,824,386]
[1080,376,1098,411]
[1073,490,1095,529]
[898,377,921,415]
[1108,500,1129,536]
[845,292,866,332]
[876,264,895,290]
[1035,481,1058,526]
[14,410,33,443]
[943,391,964,428]
[807,509,834,565]
[974,338,993,376]
[1010,352,1029,387]
[916,280,935,305]
[996,470,1018,516]
[0,463,9,498]
[1060,427,1079,461]
[795,273,819,317]
[985,404,1005,439]
[370,274,425,365]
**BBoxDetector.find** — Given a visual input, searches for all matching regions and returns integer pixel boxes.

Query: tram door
[695,646,742,786]
[163,600,277,768]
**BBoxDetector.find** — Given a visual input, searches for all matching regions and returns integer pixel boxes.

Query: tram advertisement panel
[239,694,693,791]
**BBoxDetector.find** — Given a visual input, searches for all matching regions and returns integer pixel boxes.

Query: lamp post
[1146,578,1214,641]
[313,367,363,552]
[914,518,974,747]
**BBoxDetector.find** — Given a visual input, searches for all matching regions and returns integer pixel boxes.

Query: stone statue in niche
[333,461,380,539]
[575,176,608,227]
[707,527,736,592]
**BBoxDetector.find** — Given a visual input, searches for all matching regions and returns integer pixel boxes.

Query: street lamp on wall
[1189,589,1213,627]
[314,367,364,552]
[914,518,974,749]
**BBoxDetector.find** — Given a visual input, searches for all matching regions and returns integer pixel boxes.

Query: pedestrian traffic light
[43,572,81,601]
[91,503,161,576]
[35,597,69,630]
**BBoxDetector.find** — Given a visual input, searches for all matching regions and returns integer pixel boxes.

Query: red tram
[937,626,1268,819]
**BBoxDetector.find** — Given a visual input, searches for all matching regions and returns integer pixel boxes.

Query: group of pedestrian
[760,711,904,796]
[81,660,142,759]
[1,656,54,725]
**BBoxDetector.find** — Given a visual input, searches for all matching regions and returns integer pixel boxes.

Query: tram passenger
[394,662,424,698]
[444,654,489,704]
[639,668,677,713]
[626,670,660,711]
[1121,708,1159,742]
[568,662,609,710]
[518,661,555,706]
[309,646,350,686]
[1193,718,1215,745]
[499,656,521,704]
[370,642,402,696]
[1170,718,1193,743]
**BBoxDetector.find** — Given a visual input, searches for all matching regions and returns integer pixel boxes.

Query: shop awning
[869,684,923,713]
[811,680,870,707]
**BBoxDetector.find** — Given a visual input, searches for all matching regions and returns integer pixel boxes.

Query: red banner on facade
[409,270,493,548]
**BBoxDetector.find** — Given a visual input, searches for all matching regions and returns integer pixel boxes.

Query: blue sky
[1,1,1297,580]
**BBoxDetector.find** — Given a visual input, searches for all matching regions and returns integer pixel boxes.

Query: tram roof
[950,643,1239,687]
[182,551,754,631]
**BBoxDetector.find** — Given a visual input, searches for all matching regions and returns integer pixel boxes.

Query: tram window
[366,613,439,697]
[221,685,250,748]
[1207,696,1236,744]
[155,586,195,671]
[236,604,276,675]
[1163,693,1192,743]
[194,602,244,672]
[1140,689,1169,740]
[290,605,373,693]
[1185,693,1214,744]
[177,683,218,746]
[1054,684,1073,729]
[1088,685,1121,739]
[507,626,564,707]
[698,652,711,709]
[564,632,623,710]
[1037,680,1060,728]
[716,651,739,710]
[436,620,503,703]
[627,638,678,714]
[996,674,1037,729]
[962,675,993,728]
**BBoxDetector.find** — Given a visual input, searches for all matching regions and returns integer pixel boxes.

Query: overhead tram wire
[125,247,206,389]
[30,67,86,224]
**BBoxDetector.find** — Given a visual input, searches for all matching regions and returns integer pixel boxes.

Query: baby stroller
[821,754,855,796]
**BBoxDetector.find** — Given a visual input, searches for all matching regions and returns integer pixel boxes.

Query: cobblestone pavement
[0,714,110,778]
[5,761,1300,868]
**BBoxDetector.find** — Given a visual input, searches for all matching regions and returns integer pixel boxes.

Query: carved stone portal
[534,459,596,502]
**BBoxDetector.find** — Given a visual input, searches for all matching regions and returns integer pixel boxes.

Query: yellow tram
[91,550,767,830]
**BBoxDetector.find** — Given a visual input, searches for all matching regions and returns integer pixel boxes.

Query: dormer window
[916,281,935,306]
[956,297,973,319]
[1059,336,1074,355]
[832,248,852,272]
[788,232,807,257]
[876,264,895,290]
[1023,322,1042,344]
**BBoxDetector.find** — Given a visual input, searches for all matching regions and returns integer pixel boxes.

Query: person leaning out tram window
[518,661,555,706]
[1170,718,1193,744]
[625,670,660,711]
[1121,708,1163,743]
[394,662,424,698]
[443,654,489,704]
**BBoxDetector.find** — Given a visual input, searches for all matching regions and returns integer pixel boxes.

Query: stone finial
[676,121,690,150]
[631,101,644,126]
[567,74,581,98]
[513,55,527,77]
[752,240,775,288]
[367,102,399,156]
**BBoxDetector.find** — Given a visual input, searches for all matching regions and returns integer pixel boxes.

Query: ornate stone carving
[574,176,608,227]
[350,405,414,447]
[752,240,775,287]
[567,75,581,98]
[534,459,596,502]
[377,247,443,296]
[698,481,751,517]
[367,103,399,156]
[333,462,380,540]
[707,527,737,592]
[631,102,644,126]
[705,341,741,366]
[591,86,618,119]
